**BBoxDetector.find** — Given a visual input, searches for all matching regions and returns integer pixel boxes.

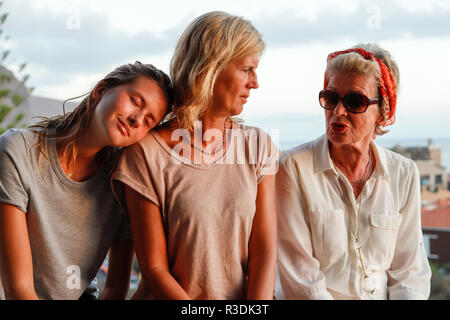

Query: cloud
[253,1,450,48]
[4,0,450,81]
[2,1,183,84]
[2,0,449,121]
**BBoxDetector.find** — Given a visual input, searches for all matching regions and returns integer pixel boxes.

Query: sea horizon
[276,137,450,175]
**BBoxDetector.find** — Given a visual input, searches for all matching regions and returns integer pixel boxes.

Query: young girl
[0,61,173,300]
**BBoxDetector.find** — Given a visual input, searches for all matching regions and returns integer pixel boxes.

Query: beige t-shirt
[112,122,279,299]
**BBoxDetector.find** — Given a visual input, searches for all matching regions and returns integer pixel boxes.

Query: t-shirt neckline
[48,139,106,188]
[151,121,238,169]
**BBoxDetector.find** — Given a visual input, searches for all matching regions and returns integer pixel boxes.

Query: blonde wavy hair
[170,11,265,131]
[326,43,400,136]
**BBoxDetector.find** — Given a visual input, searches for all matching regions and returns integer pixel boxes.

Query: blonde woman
[112,12,279,299]
[0,62,172,299]
[276,43,431,300]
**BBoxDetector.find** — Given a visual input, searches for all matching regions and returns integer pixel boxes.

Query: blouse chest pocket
[368,213,402,264]
[311,209,348,266]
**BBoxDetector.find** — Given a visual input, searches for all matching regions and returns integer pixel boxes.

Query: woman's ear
[372,109,384,140]
[92,81,108,104]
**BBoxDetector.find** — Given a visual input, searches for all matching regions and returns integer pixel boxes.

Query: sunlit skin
[59,76,168,182]
[88,76,168,148]
[325,71,383,197]
[198,53,260,150]
[158,53,260,151]
[209,53,259,118]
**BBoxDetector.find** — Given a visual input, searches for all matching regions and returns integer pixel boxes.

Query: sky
[2,0,450,141]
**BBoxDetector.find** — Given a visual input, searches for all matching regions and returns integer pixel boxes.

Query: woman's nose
[247,72,259,89]
[334,100,348,116]
[127,114,143,128]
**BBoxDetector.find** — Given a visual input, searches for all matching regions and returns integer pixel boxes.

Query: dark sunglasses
[319,89,380,114]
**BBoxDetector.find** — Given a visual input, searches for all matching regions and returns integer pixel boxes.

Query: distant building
[1,64,77,130]
[20,95,77,124]
[391,139,442,164]
[391,140,450,265]
[416,160,447,192]
[421,188,450,206]
[391,139,447,192]
[421,198,450,265]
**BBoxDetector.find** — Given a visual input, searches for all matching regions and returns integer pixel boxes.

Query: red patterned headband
[324,48,397,127]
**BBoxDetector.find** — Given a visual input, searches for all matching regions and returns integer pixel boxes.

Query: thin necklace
[353,147,376,295]
[191,118,229,156]
[356,146,376,294]
[334,147,376,295]
[355,194,376,295]
[348,147,373,186]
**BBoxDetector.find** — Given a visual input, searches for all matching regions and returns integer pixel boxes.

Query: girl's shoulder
[0,129,41,185]
[0,128,38,154]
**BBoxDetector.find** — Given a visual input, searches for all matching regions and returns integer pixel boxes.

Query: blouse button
[362,275,376,294]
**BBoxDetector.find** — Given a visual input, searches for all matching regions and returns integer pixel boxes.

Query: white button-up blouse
[276,135,431,300]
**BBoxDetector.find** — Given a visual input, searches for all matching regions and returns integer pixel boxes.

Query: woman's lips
[117,118,130,136]
[331,122,348,133]
[240,95,249,103]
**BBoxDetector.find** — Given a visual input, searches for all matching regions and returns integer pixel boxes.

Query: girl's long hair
[29,61,173,175]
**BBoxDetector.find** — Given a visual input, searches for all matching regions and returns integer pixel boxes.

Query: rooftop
[416,160,446,175]
[421,198,450,229]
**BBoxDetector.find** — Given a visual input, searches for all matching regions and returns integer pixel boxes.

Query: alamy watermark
[168,121,280,175]
[66,265,81,290]
[366,4,381,30]
[66,2,81,30]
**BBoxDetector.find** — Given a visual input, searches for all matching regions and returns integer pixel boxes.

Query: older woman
[276,43,431,300]
[112,11,279,299]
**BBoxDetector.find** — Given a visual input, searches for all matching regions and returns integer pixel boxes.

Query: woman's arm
[124,185,190,300]
[276,155,333,299]
[100,238,134,300]
[387,162,431,299]
[246,175,278,300]
[0,203,38,299]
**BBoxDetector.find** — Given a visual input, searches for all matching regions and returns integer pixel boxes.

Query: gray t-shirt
[0,129,130,300]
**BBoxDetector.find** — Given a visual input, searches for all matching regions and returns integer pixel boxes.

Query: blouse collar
[313,134,390,181]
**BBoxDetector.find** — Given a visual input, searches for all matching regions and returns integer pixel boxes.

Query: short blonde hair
[170,11,265,131]
[326,43,400,136]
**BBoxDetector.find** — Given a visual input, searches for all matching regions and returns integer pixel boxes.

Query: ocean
[276,138,450,174]
[243,115,450,173]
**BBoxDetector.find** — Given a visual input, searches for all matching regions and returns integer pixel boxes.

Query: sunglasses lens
[319,91,339,110]
[343,94,367,113]
[319,90,373,113]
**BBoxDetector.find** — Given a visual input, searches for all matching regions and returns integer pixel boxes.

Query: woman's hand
[0,203,39,299]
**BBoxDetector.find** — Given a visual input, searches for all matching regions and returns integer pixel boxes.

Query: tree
[0,1,33,135]
[430,262,450,300]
